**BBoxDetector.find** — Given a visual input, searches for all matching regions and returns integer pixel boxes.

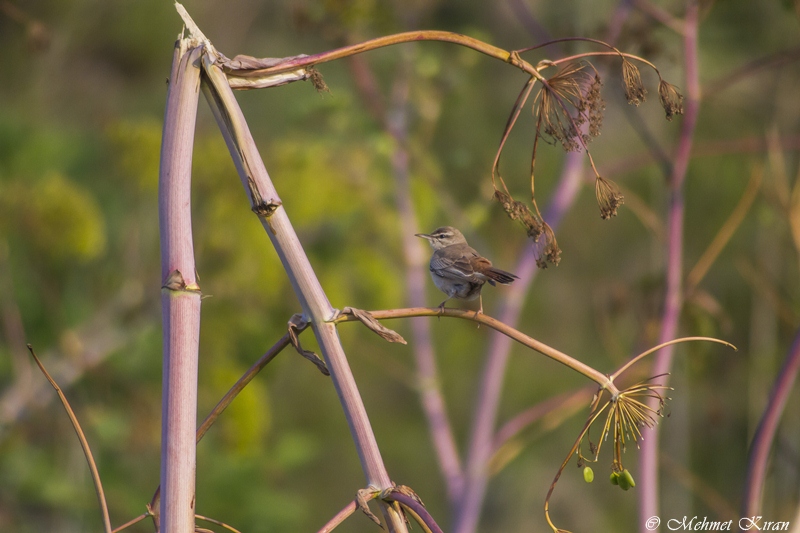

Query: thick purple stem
[453,152,583,533]
[741,329,800,521]
[383,492,445,533]
[158,41,203,533]
[638,2,700,530]
[385,64,464,507]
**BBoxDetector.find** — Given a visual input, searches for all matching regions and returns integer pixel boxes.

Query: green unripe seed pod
[583,466,594,483]
[609,472,619,485]
[621,469,636,488]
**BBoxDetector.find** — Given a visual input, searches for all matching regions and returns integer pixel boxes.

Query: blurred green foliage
[1,0,799,532]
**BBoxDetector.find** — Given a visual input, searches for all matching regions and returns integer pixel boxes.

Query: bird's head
[415,226,467,250]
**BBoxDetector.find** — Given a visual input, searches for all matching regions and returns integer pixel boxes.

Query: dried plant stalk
[158,39,204,533]
[200,54,408,533]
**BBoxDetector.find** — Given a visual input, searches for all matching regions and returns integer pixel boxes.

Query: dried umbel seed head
[587,75,605,138]
[532,222,561,268]
[622,58,647,106]
[494,186,556,266]
[493,189,514,212]
[535,62,603,152]
[493,190,545,241]
[658,80,684,121]
[595,176,625,219]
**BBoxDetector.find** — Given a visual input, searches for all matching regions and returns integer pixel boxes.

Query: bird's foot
[474,297,483,326]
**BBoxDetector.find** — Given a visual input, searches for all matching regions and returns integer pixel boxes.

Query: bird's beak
[415,233,433,241]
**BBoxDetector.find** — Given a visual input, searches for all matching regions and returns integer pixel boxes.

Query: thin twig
[334,307,617,391]
[316,500,358,533]
[112,512,149,533]
[492,76,537,194]
[196,513,244,533]
[610,336,736,381]
[685,164,763,295]
[547,50,660,75]
[27,345,112,533]
[197,332,295,442]
[619,94,673,178]
[544,391,608,533]
[616,182,665,240]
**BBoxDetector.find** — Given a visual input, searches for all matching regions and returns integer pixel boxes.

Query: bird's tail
[485,267,519,285]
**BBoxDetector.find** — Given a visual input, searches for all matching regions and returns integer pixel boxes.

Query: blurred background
[1,0,799,531]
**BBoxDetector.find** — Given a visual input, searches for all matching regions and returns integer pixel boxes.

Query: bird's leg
[437,299,449,317]
[474,294,483,326]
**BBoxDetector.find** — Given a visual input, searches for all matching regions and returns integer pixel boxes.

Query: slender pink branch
[638,2,700,529]
[453,152,584,533]
[373,55,464,507]
[742,328,800,517]
[158,40,204,533]
[316,500,358,533]
[491,386,595,455]
[112,512,148,533]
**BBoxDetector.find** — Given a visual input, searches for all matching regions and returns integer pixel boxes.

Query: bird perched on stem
[416,226,518,315]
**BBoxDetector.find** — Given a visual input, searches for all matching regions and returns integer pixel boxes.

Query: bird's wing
[431,246,490,282]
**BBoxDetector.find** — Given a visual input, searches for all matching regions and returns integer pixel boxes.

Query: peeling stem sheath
[200,55,407,532]
[227,31,514,78]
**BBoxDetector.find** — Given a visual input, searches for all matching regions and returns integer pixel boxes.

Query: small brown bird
[416,226,518,314]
